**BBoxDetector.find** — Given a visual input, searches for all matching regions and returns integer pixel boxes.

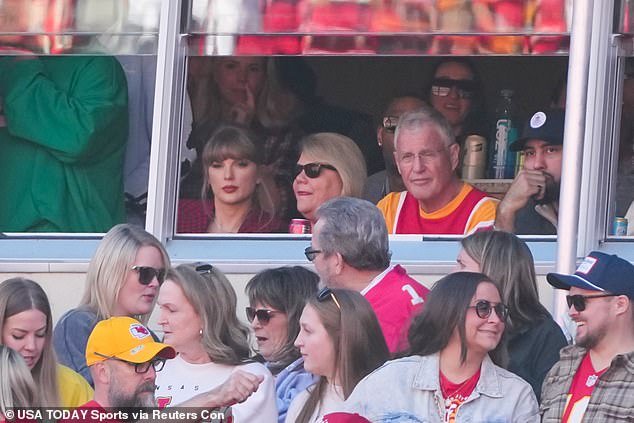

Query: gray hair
[394,105,455,150]
[315,197,391,271]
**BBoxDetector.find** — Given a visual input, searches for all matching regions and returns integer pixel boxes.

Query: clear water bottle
[490,89,519,179]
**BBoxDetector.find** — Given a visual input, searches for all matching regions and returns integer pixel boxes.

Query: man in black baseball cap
[495,108,564,234]
[540,251,634,421]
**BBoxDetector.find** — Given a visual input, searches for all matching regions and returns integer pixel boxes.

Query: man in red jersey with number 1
[305,197,429,354]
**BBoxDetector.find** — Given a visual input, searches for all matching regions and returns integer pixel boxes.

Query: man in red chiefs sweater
[377,105,497,235]
[306,197,429,353]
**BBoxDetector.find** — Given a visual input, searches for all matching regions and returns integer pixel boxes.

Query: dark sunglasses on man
[131,266,166,286]
[431,78,477,99]
[565,293,618,312]
[294,162,338,179]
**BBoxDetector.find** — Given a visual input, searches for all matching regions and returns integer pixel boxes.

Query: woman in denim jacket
[346,272,539,422]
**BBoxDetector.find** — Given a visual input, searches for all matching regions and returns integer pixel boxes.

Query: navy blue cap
[510,109,565,152]
[547,251,634,299]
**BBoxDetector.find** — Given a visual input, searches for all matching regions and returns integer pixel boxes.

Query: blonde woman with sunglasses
[54,224,170,386]
[292,133,367,228]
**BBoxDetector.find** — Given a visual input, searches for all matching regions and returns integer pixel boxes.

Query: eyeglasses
[304,246,322,262]
[131,266,166,286]
[382,116,399,133]
[566,293,618,312]
[94,352,166,374]
[468,300,509,321]
[245,307,281,324]
[195,263,213,274]
[431,78,476,99]
[317,287,341,310]
[294,162,338,179]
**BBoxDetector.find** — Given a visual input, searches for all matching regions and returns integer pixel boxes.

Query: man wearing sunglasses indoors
[363,96,425,205]
[70,316,263,421]
[308,197,429,353]
[377,105,498,234]
[541,251,634,421]
[495,109,564,235]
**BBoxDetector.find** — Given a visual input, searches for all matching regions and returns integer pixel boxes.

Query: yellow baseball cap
[86,316,176,367]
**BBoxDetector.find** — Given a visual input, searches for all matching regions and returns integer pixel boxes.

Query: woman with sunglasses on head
[293,133,367,228]
[426,58,486,144]
[346,272,539,422]
[155,264,277,421]
[285,288,389,423]
[456,230,568,400]
[177,125,285,233]
[1,278,92,407]
[245,266,320,423]
[54,223,170,386]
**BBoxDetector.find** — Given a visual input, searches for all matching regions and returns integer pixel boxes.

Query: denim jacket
[345,353,539,423]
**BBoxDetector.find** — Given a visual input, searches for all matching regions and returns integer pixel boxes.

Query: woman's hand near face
[230,84,256,125]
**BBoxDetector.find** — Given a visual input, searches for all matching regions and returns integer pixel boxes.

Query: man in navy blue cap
[495,109,564,234]
[540,251,634,421]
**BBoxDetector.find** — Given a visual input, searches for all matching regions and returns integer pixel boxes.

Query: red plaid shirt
[177,199,286,233]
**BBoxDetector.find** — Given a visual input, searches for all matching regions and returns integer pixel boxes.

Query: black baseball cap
[510,109,565,152]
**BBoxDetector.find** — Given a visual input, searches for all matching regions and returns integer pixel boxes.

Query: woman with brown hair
[286,288,389,422]
[1,278,92,407]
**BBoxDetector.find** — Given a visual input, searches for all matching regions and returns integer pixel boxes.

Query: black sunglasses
[94,352,166,374]
[304,246,322,262]
[317,287,341,310]
[469,300,509,321]
[131,266,166,286]
[566,293,618,312]
[294,162,338,179]
[431,78,476,99]
[195,263,213,274]
[382,116,399,133]
[245,307,280,324]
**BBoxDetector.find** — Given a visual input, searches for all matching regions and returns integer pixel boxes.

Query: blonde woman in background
[0,345,37,418]
[155,264,277,421]
[293,133,367,226]
[0,278,92,407]
[54,224,170,386]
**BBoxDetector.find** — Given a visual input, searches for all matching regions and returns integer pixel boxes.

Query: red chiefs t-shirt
[561,353,607,423]
[440,369,481,423]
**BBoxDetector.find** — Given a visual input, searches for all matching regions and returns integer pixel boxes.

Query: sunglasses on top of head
[382,116,399,133]
[245,307,280,324]
[294,162,338,179]
[131,266,166,286]
[431,78,476,99]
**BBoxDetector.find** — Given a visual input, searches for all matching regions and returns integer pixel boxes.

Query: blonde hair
[201,125,275,219]
[79,224,170,324]
[299,133,367,198]
[195,57,302,130]
[165,264,252,365]
[0,278,56,406]
[0,346,37,413]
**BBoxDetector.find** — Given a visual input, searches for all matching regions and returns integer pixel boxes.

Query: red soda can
[289,219,312,234]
